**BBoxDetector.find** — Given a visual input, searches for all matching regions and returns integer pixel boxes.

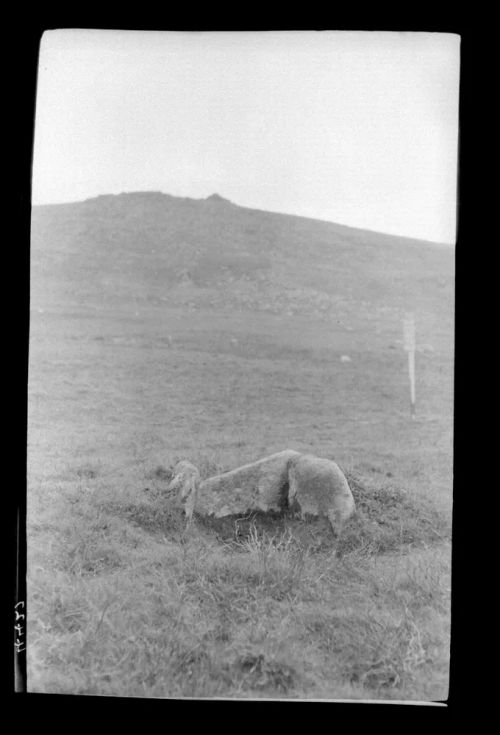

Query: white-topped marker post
[403,314,416,418]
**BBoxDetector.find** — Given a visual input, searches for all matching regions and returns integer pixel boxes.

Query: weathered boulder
[287,454,355,537]
[196,449,301,518]
[167,460,200,520]
[166,451,356,545]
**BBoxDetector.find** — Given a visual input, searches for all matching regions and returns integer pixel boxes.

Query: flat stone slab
[196,449,301,517]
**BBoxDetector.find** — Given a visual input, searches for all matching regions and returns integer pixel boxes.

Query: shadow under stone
[193,508,337,552]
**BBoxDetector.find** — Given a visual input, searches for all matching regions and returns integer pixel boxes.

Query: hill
[30,191,454,347]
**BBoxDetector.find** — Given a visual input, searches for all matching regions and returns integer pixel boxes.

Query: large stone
[196,449,301,518]
[166,451,356,541]
[287,454,355,536]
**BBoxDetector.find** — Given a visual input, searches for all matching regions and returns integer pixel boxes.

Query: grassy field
[27,297,453,700]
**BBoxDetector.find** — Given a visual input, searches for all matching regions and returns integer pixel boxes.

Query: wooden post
[403,314,416,418]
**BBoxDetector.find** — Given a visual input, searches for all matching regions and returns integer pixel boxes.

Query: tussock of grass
[145,464,173,483]
[101,499,186,539]
[339,469,451,555]
[303,605,428,690]
[235,653,297,693]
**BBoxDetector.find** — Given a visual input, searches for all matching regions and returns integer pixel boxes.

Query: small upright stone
[167,460,200,520]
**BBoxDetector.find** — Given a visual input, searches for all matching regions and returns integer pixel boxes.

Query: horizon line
[31,189,456,248]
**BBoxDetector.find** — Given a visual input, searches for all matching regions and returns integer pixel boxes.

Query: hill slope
[30,191,454,346]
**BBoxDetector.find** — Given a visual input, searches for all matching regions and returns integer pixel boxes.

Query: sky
[32,30,460,244]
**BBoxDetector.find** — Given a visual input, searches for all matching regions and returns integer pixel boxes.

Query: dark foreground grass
[27,457,451,700]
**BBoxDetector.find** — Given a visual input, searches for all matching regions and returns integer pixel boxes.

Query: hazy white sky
[32,30,460,243]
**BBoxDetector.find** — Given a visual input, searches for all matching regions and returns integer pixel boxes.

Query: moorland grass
[27,456,451,700]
